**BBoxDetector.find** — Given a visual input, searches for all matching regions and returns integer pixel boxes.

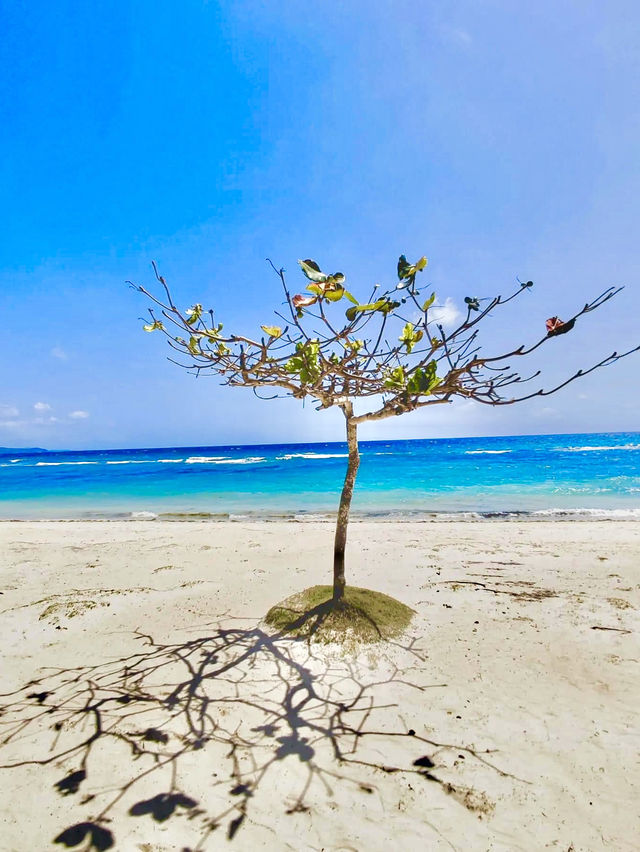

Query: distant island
[0,447,48,455]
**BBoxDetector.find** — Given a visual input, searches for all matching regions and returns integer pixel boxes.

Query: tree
[134,254,638,605]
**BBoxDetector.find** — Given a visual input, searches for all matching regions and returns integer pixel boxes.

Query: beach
[0,519,638,851]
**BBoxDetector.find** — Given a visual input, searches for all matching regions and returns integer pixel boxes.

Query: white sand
[0,520,639,851]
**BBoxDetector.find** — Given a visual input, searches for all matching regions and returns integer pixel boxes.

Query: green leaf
[346,297,399,321]
[261,325,282,338]
[397,254,412,281]
[285,340,321,384]
[185,304,203,325]
[399,322,423,354]
[187,336,200,355]
[343,290,359,305]
[142,320,164,332]
[397,254,427,287]
[298,259,328,283]
[422,292,436,311]
[383,366,406,390]
[406,361,441,395]
[286,356,303,373]
[324,286,344,302]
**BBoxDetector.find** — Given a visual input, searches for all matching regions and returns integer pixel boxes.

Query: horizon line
[2,428,638,455]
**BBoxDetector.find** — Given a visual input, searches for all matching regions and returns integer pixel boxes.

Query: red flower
[546,316,564,333]
[546,316,576,337]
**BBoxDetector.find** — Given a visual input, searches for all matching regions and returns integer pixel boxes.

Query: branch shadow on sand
[0,604,513,850]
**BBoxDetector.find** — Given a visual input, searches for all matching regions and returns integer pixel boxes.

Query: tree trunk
[333,408,359,603]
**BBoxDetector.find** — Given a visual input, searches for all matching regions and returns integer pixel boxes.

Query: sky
[1,0,639,450]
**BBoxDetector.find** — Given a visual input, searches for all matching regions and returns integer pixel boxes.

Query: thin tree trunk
[333,407,359,603]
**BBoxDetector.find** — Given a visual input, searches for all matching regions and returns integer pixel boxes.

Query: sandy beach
[0,519,638,851]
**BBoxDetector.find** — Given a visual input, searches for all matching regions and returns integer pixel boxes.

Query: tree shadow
[0,606,516,849]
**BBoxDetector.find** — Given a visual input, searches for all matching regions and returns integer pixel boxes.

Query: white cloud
[429,297,462,328]
[442,26,473,47]
[69,410,90,420]
[51,346,68,360]
[34,402,51,412]
[451,28,472,45]
[0,404,19,418]
[534,406,561,419]
[0,420,21,429]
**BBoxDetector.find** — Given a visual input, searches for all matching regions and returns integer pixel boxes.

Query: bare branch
[134,256,636,423]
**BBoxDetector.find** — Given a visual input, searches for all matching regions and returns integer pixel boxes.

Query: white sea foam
[465,450,511,455]
[35,461,99,466]
[129,511,158,520]
[215,457,266,465]
[106,460,155,465]
[185,456,265,464]
[277,453,349,460]
[552,444,640,453]
[10,459,21,463]
[532,507,640,519]
[157,459,184,463]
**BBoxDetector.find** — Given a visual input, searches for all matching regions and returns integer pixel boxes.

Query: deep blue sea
[1,432,639,521]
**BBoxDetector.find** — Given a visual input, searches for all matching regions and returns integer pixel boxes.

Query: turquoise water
[1,432,639,520]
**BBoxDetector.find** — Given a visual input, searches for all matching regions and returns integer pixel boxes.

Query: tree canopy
[135,254,636,424]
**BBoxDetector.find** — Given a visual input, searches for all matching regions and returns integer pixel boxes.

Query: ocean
[1,431,639,521]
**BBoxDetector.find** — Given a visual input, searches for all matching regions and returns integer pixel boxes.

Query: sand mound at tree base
[264,585,415,644]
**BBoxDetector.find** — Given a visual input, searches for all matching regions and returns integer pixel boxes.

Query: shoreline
[1,509,640,522]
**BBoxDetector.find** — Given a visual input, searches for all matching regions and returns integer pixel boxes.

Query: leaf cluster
[133,255,637,424]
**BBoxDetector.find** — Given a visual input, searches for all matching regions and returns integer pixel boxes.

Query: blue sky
[1,0,638,450]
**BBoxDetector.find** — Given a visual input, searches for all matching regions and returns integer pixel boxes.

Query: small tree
[134,255,637,605]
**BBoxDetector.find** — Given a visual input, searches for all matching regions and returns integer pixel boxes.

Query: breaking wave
[35,461,99,466]
[106,460,156,465]
[277,453,349,460]
[552,444,640,453]
[185,456,266,465]
[531,507,640,519]
[465,450,512,455]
